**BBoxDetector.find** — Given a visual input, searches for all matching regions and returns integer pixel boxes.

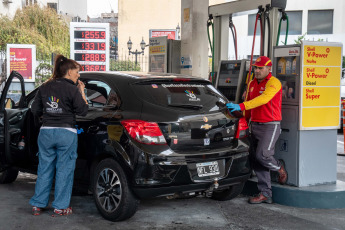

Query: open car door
[0,71,27,171]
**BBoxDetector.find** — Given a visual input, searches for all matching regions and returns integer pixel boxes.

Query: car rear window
[131,81,228,112]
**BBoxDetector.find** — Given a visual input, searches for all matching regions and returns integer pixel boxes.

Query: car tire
[0,168,19,184]
[92,158,139,221]
[211,182,245,201]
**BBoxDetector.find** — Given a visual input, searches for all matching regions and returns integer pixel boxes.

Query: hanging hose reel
[229,15,238,60]
[276,9,289,46]
[207,15,215,85]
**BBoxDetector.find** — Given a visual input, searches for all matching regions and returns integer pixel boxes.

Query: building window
[279,11,302,35]
[47,3,58,12]
[307,10,333,34]
[248,14,261,36]
[26,0,37,5]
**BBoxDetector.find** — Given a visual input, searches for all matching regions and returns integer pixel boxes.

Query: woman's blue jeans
[29,128,78,210]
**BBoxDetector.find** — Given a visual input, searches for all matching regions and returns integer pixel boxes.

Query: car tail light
[121,120,167,145]
[235,117,249,139]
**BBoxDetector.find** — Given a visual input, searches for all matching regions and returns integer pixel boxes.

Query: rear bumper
[132,173,251,199]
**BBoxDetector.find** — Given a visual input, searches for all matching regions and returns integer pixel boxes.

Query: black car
[0,71,251,221]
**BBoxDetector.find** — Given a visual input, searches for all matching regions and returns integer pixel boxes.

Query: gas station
[1,0,345,227]
[203,0,344,208]
[143,0,345,209]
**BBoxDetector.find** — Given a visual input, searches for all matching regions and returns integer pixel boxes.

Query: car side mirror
[5,98,14,109]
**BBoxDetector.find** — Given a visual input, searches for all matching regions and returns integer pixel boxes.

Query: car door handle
[88,125,99,133]
[17,114,23,120]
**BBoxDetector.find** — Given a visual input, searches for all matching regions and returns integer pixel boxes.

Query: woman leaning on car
[29,54,88,216]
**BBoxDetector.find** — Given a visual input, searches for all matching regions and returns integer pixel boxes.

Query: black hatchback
[0,71,251,221]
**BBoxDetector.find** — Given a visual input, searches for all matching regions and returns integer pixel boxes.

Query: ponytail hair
[47,55,81,82]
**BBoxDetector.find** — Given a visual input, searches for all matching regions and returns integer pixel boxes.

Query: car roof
[79,71,210,84]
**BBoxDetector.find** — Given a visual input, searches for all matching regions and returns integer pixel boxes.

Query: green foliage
[0,5,69,61]
[294,33,307,44]
[343,56,345,68]
[110,59,141,71]
[35,62,53,87]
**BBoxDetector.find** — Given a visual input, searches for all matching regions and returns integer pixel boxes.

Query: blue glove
[226,103,241,113]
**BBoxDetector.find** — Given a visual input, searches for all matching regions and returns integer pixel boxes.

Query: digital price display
[70,22,110,72]
[75,53,106,62]
[81,65,106,71]
[74,42,106,51]
[74,31,106,39]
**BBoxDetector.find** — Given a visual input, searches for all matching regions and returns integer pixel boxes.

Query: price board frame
[70,22,110,71]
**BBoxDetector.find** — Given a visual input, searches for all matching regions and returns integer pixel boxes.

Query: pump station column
[273,41,343,186]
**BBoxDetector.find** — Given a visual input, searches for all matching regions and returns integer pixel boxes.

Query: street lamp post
[127,37,146,66]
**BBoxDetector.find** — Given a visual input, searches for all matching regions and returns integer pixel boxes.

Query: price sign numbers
[74,42,106,51]
[74,31,106,39]
[74,53,106,62]
[81,65,106,71]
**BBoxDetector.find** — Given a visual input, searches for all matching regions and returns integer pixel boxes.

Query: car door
[0,71,28,167]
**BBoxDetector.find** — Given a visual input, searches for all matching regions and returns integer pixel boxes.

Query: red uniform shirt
[239,73,282,123]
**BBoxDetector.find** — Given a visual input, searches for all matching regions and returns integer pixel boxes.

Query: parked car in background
[0,71,251,221]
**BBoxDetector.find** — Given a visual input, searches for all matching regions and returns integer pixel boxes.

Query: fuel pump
[214,6,266,104]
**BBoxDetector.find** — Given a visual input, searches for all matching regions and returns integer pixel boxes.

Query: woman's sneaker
[32,206,42,216]
[52,207,72,217]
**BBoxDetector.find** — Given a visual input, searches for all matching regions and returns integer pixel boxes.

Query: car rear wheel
[0,167,19,184]
[92,158,139,221]
[211,182,245,201]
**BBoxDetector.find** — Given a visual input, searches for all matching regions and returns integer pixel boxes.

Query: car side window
[84,80,119,108]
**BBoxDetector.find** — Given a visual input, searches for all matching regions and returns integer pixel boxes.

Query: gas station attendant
[226,56,288,204]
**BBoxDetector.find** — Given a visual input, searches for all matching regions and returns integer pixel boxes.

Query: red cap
[253,56,272,67]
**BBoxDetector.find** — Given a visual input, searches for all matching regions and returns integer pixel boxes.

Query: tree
[0,5,70,86]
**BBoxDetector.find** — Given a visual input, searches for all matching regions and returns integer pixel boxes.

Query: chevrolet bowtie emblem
[201,124,212,130]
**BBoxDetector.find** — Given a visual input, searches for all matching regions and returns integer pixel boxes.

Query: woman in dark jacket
[29,55,88,216]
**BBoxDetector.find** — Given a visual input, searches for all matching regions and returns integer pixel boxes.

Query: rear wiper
[168,104,203,110]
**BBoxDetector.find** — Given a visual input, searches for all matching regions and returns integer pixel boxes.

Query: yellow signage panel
[149,45,166,54]
[302,87,340,107]
[302,107,340,128]
[303,45,342,66]
[303,67,341,86]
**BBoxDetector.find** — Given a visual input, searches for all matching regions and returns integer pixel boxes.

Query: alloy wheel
[96,168,122,213]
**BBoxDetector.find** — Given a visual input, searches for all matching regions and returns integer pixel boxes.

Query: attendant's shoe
[278,160,288,185]
[248,193,272,204]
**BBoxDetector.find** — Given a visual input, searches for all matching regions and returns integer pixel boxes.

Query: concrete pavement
[0,136,344,230]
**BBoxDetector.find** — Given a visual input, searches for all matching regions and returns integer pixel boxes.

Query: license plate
[196,161,220,177]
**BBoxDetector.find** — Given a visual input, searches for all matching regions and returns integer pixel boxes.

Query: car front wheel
[92,158,139,221]
[211,182,245,201]
[0,167,19,184]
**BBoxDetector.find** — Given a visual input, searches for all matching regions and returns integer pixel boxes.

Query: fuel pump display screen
[216,60,248,103]
[218,63,241,87]
[70,22,110,71]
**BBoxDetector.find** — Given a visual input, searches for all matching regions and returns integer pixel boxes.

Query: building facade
[228,0,345,59]
[0,0,87,21]
[117,0,226,72]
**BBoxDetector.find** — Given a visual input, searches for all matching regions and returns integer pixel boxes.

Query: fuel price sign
[70,22,110,71]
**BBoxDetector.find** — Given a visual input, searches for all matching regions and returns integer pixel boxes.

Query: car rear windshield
[131,80,228,112]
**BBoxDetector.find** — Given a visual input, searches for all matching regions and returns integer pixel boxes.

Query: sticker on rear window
[185,90,200,101]
[161,84,205,88]
[152,84,158,88]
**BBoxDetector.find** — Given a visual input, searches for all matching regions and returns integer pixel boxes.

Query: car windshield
[131,81,227,112]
